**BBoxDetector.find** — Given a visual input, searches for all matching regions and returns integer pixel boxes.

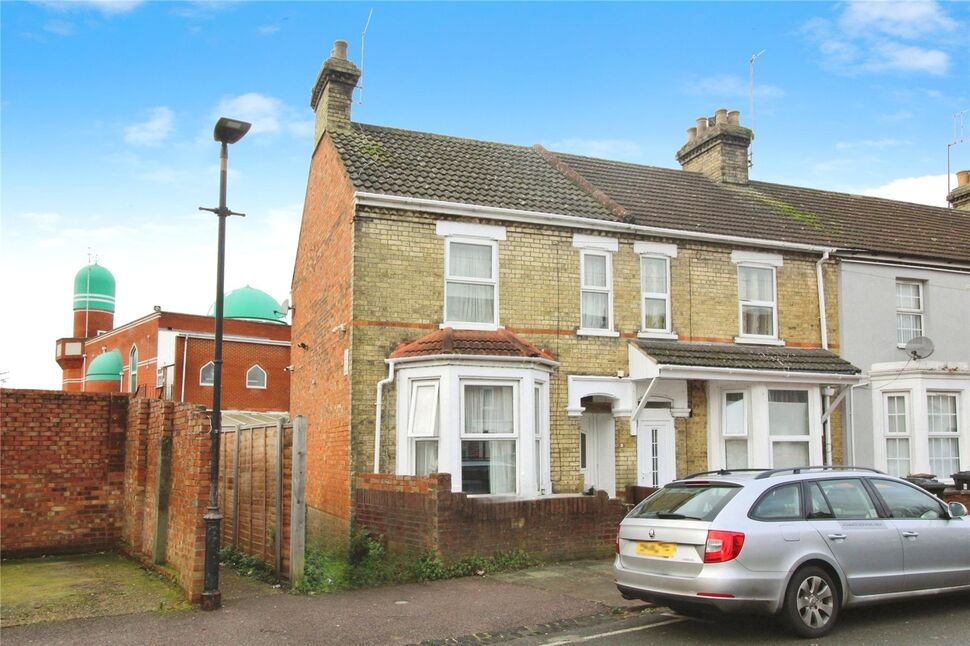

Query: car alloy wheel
[783,566,839,638]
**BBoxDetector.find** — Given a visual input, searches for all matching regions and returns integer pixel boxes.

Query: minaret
[56,262,117,391]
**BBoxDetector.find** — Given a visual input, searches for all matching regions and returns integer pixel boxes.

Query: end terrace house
[289,41,893,545]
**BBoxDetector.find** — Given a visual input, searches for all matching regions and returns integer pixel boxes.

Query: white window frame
[895,279,924,347]
[638,254,673,336]
[199,361,215,387]
[460,379,519,495]
[443,236,499,331]
[407,379,440,476]
[578,249,617,336]
[883,392,912,478]
[927,391,960,478]
[767,388,812,469]
[534,382,547,494]
[736,263,780,343]
[129,345,138,393]
[721,390,750,469]
[246,364,267,389]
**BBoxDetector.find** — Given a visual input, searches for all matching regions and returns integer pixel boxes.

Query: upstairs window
[445,239,497,328]
[200,361,215,386]
[738,265,777,338]
[640,255,670,333]
[246,365,267,389]
[895,280,923,345]
[580,250,613,332]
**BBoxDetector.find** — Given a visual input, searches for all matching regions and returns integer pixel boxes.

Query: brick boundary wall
[355,474,657,563]
[1,389,210,603]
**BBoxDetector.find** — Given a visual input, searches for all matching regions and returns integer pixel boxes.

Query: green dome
[86,350,122,381]
[209,286,285,323]
[73,263,116,312]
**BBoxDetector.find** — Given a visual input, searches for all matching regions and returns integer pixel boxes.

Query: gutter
[388,352,560,370]
[374,360,396,473]
[355,192,836,255]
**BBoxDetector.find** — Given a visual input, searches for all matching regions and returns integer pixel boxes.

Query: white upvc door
[580,412,616,497]
[637,417,676,487]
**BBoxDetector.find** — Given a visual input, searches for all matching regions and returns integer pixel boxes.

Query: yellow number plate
[636,541,676,558]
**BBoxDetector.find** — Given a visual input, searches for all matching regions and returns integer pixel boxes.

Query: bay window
[768,390,810,468]
[884,393,911,477]
[723,392,748,469]
[408,380,440,476]
[461,383,516,494]
[928,393,960,478]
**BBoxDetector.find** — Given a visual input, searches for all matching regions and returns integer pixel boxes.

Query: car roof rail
[754,465,886,479]
[683,468,769,479]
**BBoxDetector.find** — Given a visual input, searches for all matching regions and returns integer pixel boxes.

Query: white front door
[580,412,616,497]
[637,417,676,487]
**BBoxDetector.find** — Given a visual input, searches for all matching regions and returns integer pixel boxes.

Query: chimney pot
[715,108,728,125]
[677,106,752,185]
[728,110,740,126]
[958,169,970,187]
[331,39,349,60]
[687,127,697,143]
[696,118,708,136]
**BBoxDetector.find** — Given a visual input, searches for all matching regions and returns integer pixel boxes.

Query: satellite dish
[274,299,292,320]
[904,336,934,360]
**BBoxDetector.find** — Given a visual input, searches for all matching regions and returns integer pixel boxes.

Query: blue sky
[2,0,968,389]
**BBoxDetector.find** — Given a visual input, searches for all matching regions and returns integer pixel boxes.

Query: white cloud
[38,1,145,15]
[44,20,75,36]
[860,174,956,208]
[544,138,643,161]
[684,74,785,99]
[835,138,908,150]
[214,93,308,139]
[878,110,913,122]
[258,24,280,35]
[124,107,175,146]
[840,1,956,39]
[802,1,959,76]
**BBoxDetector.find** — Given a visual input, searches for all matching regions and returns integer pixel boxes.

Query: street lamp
[199,116,251,611]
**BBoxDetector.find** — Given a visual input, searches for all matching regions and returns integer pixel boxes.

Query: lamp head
[213,117,252,144]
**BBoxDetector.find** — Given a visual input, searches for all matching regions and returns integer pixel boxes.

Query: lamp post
[199,117,251,611]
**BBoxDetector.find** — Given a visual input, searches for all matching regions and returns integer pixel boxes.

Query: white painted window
[129,346,138,393]
[408,380,439,476]
[722,391,748,469]
[444,238,498,328]
[461,382,517,495]
[580,250,613,332]
[895,280,924,345]
[200,361,215,386]
[883,393,911,478]
[927,393,960,478]
[534,385,544,492]
[738,265,778,338]
[640,255,671,333]
[768,390,810,468]
[156,368,165,388]
[246,364,267,389]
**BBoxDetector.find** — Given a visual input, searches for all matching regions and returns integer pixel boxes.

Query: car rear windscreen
[628,482,741,522]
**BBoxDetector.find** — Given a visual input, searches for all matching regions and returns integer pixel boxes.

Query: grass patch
[219,548,278,584]
[295,530,538,594]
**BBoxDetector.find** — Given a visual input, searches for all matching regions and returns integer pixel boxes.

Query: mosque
[55,263,290,412]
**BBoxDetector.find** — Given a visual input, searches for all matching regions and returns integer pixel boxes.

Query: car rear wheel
[782,566,839,638]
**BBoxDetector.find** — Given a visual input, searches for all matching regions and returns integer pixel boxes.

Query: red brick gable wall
[290,133,357,546]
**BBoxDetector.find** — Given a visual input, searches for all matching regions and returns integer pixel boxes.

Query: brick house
[292,41,970,547]
[56,263,290,412]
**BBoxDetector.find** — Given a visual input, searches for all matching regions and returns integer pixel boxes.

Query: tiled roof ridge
[346,121,536,153]
[531,144,630,221]
[496,327,554,360]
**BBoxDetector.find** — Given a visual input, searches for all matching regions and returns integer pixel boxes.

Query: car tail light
[615,536,620,554]
[703,530,745,563]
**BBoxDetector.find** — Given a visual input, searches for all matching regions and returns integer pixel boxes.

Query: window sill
[441,322,500,332]
[734,336,786,347]
[638,331,678,340]
[577,328,621,338]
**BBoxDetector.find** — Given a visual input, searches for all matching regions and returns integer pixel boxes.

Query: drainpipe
[180,335,189,403]
[374,360,396,473]
[816,250,832,464]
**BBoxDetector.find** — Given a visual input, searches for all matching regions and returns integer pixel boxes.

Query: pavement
[2,559,654,645]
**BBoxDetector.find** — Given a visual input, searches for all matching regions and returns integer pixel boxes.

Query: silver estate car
[614,467,970,638]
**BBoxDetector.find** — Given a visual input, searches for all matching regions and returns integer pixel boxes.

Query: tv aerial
[903,336,935,360]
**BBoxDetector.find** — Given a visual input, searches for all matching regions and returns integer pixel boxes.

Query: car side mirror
[948,501,968,518]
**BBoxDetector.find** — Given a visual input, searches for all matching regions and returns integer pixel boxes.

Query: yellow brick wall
[349,207,841,493]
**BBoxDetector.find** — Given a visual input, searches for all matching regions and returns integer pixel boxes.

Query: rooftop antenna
[946,108,968,205]
[748,49,766,168]
[356,8,374,105]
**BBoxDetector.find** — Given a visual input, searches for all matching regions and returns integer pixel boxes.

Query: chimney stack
[310,39,362,143]
[676,108,754,184]
[947,170,970,211]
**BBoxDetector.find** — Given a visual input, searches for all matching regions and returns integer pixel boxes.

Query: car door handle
[827,533,847,540]
[901,531,919,538]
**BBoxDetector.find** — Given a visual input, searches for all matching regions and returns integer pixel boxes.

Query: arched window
[246,364,267,389]
[200,361,215,386]
[129,345,138,393]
